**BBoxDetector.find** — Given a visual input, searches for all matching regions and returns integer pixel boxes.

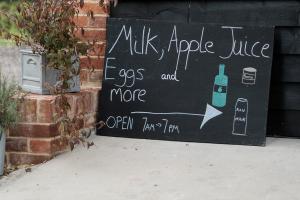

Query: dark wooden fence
[111,0,300,138]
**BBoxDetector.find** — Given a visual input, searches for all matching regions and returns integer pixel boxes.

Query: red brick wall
[74,0,110,89]
[5,1,109,167]
[6,90,100,166]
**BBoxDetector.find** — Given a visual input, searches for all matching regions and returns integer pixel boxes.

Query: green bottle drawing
[212,64,228,107]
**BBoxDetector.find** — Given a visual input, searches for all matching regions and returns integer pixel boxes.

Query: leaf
[80,0,85,8]
[90,11,94,19]
[25,168,32,173]
[87,142,94,149]
[98,0,104,7]
[69,141,75,151]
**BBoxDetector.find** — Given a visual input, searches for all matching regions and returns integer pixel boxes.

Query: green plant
[0,0,91,90]
[0,1,19,32]
[0,0,117,86]
[0,0,20,46]
[0,71,22,134]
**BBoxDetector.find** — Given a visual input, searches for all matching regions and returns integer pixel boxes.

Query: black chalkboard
[97,18,274,146]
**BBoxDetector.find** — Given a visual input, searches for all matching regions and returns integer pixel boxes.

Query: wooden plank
[110,1,149,19]
[190,1,300,26]
[272,55,300,83]
[275,27,300,55]
[269,83,300,110]
[146,2,189,22]
[267,110,300,138]
[111,1,189,22]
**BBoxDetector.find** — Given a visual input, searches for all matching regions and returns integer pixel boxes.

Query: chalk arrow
[200,104,223,129]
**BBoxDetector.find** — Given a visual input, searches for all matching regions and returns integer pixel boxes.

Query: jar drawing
[212,64,228,108]
[242,67,257,85]
[232,98,248,136]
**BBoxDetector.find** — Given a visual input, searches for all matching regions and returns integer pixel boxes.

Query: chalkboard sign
[97,18,274,146]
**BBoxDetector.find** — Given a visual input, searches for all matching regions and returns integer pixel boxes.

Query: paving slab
[0,136,300,200]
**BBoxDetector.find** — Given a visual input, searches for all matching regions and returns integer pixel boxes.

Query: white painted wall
[0,47,21,84]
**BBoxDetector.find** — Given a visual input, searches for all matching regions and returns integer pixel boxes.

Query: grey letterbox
[20,49,80,94]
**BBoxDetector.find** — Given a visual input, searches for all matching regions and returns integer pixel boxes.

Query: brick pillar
[75,0,110,89]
